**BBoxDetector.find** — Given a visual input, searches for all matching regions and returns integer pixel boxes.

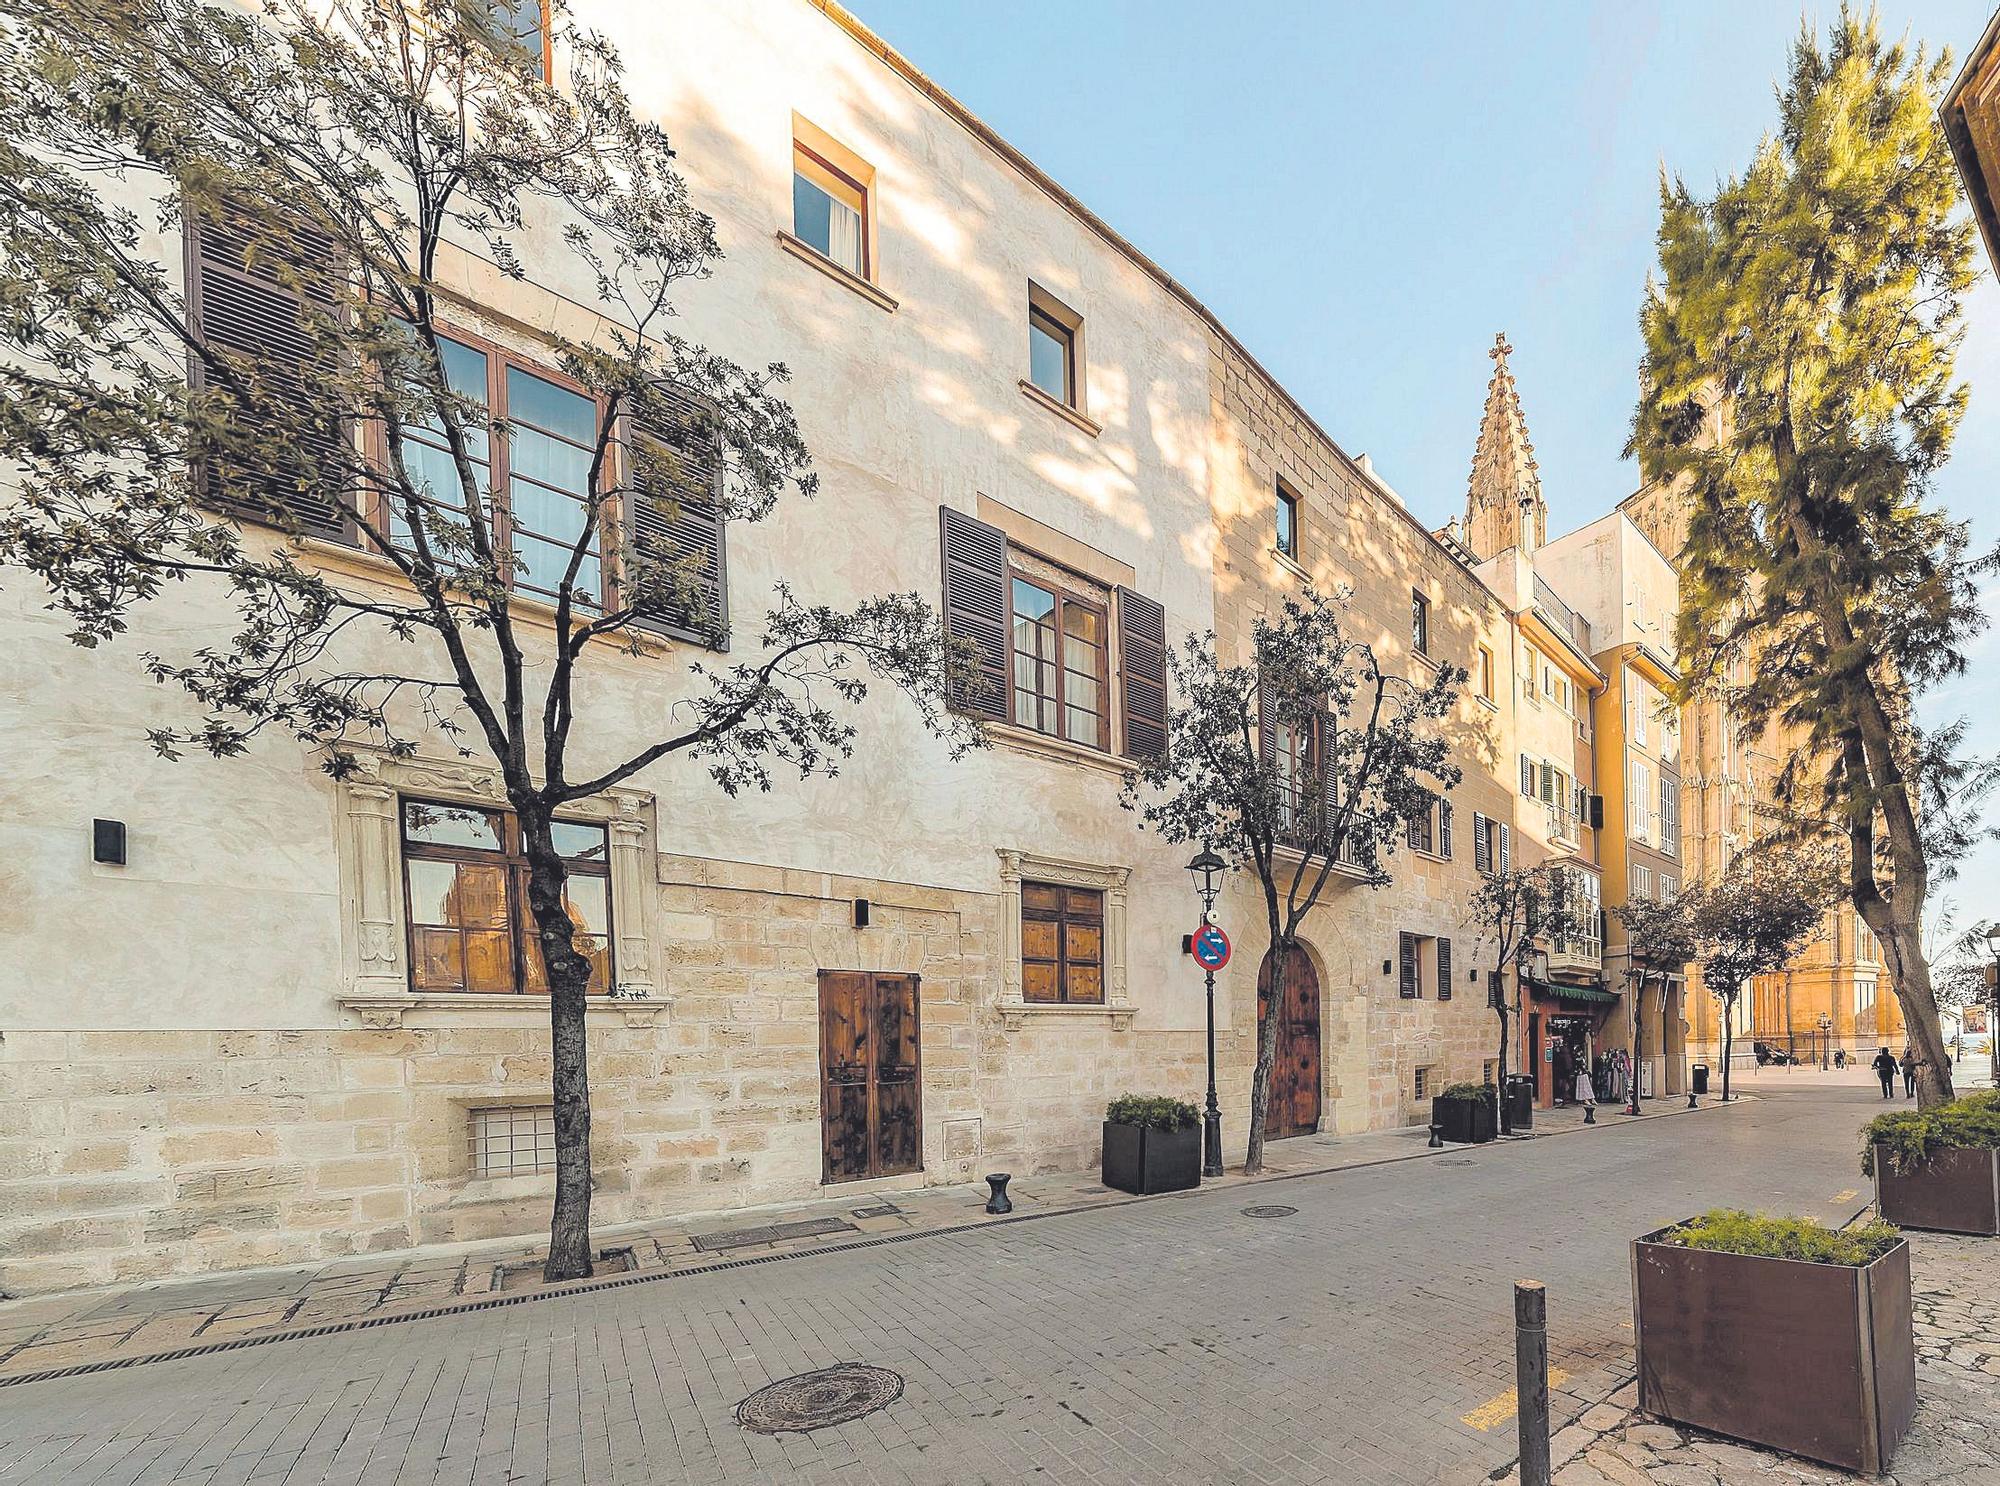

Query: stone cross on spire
[1463,331,1546,561]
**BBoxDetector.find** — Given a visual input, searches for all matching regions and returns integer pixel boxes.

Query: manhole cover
[1241,1204,1298,1218]
[735,1364,904,1434]
[1438,1158,1476,1166]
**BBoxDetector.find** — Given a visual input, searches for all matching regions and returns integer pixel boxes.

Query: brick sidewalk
[0,1094,1707,1384]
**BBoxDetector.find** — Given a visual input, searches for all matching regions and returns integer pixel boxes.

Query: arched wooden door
[1257,945,1322,1138]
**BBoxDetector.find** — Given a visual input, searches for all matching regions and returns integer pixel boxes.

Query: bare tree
[1123,587,1461,1173]
[0,0,976,1280]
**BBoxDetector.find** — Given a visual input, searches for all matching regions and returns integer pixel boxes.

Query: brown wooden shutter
[1399,932,1418,999]
[1439,800,1453,860]
[186,208,352,542]
[938,506,1008,720]
[1473,811,1491,874]
[1520,754,1535,796]
[1499,823,1512,875]
[625,384,728,649]
[1116,589,1167,761]
[1257,669,1275,763]
[1437,937,1453,1001]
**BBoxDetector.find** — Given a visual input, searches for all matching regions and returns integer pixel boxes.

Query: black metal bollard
[1516,1280,1551,1486]
[1427,1122,1443,1148]
[1582,1103,1595,1125]
[983,1172,1012,1214]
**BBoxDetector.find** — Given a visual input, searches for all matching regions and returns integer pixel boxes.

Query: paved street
[0,1088,1934,1486]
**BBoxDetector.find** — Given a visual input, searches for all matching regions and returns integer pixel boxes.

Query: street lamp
[1984,924,2000,1089]
[1188,845,1228,1177]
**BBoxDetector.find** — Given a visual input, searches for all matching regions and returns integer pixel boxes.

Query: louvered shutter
[1520,754,1534,796]
[1437,937,1453,1001]
[1257,668,1276,763]
[1399,932,1418,999]
[1405,815,1421,851]
[626,384,728,649]
[1473,812,1491,874]
[1588,793,1605,831]
[1439,801,1453,860]
[187,209,352,542]
[938,506,1008,720]
[1488,970,1505,1009]
[1116,589,1167,761]
[1499,823,1512,875]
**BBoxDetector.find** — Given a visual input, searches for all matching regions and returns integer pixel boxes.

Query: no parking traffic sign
[1191,922,1231,972]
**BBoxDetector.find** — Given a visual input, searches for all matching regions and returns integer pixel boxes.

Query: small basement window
[1413,1065,1435,1102]
[469,1105,556,1178]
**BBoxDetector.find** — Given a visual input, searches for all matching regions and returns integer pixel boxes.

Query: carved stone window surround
[331,748,660,1027]
[996,848,1133,1030]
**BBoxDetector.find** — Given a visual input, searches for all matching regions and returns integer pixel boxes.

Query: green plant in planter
[1438,1082,1491,1103]
[1106,1094,1200,1131]
[1861,1088,2000,1176]
[1662,1209,1902,1266]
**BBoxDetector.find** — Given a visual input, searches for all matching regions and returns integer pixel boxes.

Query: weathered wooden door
[818,971,923,1182]
[1257,946,1322,1138]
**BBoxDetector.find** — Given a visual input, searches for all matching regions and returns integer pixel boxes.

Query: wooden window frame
[1008,565,1110,752]
[366,324,613,610]
[1477,644,1495,700]
[791,141,871,281]
[1411,589,1430,657]
[1028,303,1078,407]
[1020,881,1106,1005]
[400,796,613,996]
[1275,476,1301,561]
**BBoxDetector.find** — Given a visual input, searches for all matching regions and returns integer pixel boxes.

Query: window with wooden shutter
[1498,823,1511,875]
[1437,937,1453,1000]
[1117,589,1167,761]
[1020,882,1104,1004]
[938,506,1008,721]
[1439,800,1453,859]
[186,208,353,542]
[626,383,727,647]
[1473,811,1491,874]
[1399,931,1418,998]
[1520,754,1535,796]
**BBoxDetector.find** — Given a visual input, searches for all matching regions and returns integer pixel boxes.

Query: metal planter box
[1632,1224,1915,1473]
[1432,1094,1496,1144]
[1873,1144,2000,1235]
[1101,1122,1200,1195]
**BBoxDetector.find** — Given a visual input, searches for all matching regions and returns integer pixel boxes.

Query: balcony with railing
[1533,575,1592,656]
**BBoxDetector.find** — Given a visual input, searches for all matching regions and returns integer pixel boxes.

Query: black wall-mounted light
[1382,959,1393,976]
[92,819,127,866]
[852,898,871,929]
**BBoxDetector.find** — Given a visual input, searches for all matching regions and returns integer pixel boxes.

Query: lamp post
[1188,846,1227,1177]
[1984,925,2000,1090]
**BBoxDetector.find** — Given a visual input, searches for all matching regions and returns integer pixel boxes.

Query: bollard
[1582,1103,1595,1125]
[1515,1280,1551,1486]
[1428,1122,1443,1148]
[983,1172,1012,1214]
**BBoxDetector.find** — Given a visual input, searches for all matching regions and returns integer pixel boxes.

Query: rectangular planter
[1101,1121,1200,1195]
[1432,1095,1495,1144]
[1873,1144,2000,1235]
[1632,1223,1915,1473]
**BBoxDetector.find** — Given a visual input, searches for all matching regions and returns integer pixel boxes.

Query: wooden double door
[818,970,923,1183]
[1257,945,1322,1139]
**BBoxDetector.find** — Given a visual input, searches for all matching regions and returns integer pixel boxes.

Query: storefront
[1525,980,1618,1107]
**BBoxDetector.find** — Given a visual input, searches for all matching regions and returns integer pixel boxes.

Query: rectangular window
[1406,800,1435,855]
[1473,811,1492,875]
[1661,876,1678,900]
[1027,286,1082,408]
[1399,931,1421,998]
[1629,758,1651,835]
[387,332,605,607]
[1275,477,1299,560]
[1411,590,1430,657]
[1520,753,1535,797]
[402,799,611,995]
[1627,668,1649,746]
[1021,883,1104,1004]
[1275,716,1314,837]
[792,142,868,279]
[1010,571,1107,749]
[1660,777,1679,856]
[1477,645,1495,700]
[1631,863,1653,899]
[1413,1065,1434,1102]
[468,1105,556,1178]
[1523,645,1540,699]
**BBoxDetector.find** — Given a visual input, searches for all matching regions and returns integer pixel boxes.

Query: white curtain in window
[826,196,863,276]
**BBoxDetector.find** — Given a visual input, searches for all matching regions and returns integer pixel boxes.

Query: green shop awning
[1534,981,1618,1007]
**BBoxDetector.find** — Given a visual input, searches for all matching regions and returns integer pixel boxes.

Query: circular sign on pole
[1192,923,1231,971]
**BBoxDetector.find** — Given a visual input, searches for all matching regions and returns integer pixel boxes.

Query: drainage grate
[735,1363,904,1434]
[1438,1158,1476,1167]
[848,1203,902,1220]
[691,1217,858,1253]
[1241,1204,1298,1218]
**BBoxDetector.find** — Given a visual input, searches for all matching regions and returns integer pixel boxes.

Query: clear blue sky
[857,0,2000,929]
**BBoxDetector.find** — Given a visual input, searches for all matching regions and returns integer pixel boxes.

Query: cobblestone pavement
[0,1097,1644,1381]
[0,1089,1913,1485]
[1518,1230,2000,1486]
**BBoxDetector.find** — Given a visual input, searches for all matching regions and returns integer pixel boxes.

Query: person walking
[1872,1046,1897,1100]
[1900,1046,1919,1098]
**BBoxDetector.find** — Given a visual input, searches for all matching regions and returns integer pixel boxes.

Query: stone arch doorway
[1257,943,1322,1138]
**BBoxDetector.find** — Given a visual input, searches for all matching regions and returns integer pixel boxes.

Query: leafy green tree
[0,0,973,1280]
[1465,861,1584,1132]
[1630,7,1995,1108]
[1685,849,1838,1101]
[1123,587,1461,1173]
[1614,893,1697,1113]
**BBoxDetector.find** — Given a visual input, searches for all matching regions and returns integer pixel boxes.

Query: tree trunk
[1495,993,1511,1136]
[1627,972,1645,1114]
[520,810,596,1283]
[1719,991,1734,1102]
[1864,904,1957,1109]
[1245,930,1285,1175]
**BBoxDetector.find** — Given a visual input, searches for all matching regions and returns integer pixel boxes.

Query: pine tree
[1630,7,1995,1107]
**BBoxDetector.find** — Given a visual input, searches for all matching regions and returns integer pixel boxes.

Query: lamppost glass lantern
[1984,923,2000,959]
[1187,847,1225,916]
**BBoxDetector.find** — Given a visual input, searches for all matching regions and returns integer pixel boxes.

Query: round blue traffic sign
[1192,923,1231,971]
